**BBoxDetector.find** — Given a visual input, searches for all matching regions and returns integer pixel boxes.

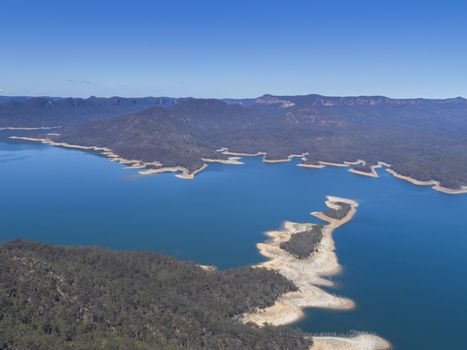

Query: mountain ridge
[3,93,467,189]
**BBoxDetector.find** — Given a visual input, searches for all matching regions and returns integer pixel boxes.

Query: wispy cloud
[67,79,93,85]
[0,88,13,94]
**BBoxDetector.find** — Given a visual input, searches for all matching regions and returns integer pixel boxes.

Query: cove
[1,133,467,350]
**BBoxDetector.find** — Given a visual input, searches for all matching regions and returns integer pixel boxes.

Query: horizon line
[1,93,466,101]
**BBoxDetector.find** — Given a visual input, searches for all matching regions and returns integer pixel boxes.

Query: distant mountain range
[0,96,36,104]
[0,96,183,126]
[2,94,467,189]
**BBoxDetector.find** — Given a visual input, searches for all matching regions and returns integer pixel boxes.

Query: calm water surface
[1,132,467,350]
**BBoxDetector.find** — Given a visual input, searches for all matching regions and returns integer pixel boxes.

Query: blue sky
[1,0,466,98]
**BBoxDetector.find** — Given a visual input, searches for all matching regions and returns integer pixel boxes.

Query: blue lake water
[1,132,467,349]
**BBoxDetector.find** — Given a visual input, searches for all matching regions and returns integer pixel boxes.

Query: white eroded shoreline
[8,136,467,194]
[201,156,244,165]
[385,168,467,194]
[263,153,309,163]
[0,126,62,132]
[311,334,391,350]
[242,196,357,326]
[296,154,466,194]
[8,136,208,180]
[347,162,388,178]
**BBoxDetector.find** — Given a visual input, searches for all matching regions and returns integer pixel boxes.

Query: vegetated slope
[280,225,323,259]
[0,240,311,350]
[10,94,467,188]
[323,202,352,220]
[0,96,181,127]
[54,98,277,171]
[55,104,223,171]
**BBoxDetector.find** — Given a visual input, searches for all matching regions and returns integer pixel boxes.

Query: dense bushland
[280,225,323,259]
[0,240,312,350]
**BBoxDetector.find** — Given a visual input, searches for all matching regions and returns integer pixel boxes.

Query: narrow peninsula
[0,197,390,350]
[242,196,390,349]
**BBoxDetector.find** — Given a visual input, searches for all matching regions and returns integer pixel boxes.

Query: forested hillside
[0,240,311,350]
[3,93,467,189]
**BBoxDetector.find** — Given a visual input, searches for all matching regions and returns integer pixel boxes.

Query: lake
[1,132,467,350]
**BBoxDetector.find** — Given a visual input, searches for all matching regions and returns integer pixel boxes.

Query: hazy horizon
[1,92,466,100]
